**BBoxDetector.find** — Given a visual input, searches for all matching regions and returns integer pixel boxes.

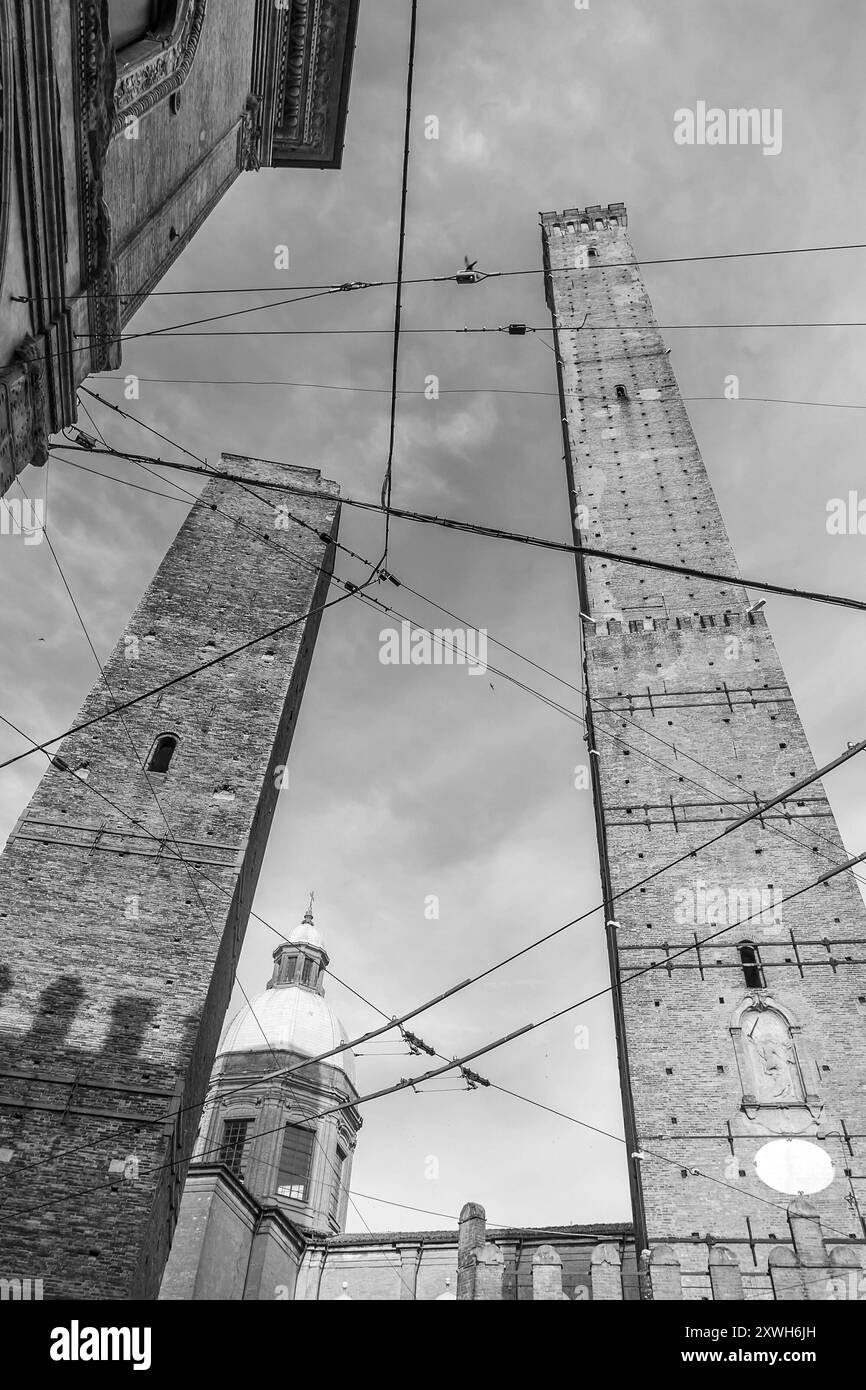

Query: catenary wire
[50,442,866,616]
[14,238,866,300]
[89,375,866,412]
[47,409,866,905]
[8,433,864,1188]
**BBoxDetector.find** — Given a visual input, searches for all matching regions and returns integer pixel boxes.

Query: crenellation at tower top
[541,202,628,229]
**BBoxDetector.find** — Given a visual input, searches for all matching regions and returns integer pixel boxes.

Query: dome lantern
[269,892,330,994]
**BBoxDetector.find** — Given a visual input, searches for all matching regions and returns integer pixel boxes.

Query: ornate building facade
[0,0,360,494]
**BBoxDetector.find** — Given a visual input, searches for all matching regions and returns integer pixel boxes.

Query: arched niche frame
[730,994,822,1121]
[111,0,207,138]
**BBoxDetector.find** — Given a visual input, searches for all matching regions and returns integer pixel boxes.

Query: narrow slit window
[738,942,765,989]
[329,1147,346,1223]
[147,734,178,774]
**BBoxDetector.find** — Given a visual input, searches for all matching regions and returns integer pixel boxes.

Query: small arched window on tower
[146,733,178,775]
[302,957,317,989]
[738,942,765,990]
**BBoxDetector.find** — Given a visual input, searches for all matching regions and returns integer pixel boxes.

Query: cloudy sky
[3,0,866,1234]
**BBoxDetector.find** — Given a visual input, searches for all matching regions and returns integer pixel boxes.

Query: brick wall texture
[0,454,339,1298]
[542,205,866,1294]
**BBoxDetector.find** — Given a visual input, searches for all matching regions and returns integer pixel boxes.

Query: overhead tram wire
[5,511,418,1300]
[49,442,866,617]
[374,0,418,579]
[11,328,866,1239]
[88,375,866,413]
[6,510,863,1148]
[19,237,866,300]
[0,568,371,775]
[78,385,207,465]
[30,408,866,1034]
[46,408,866,894]
[52,434,866,906]
[73,319,866,348]
[49,425,866,903]
[8,625,866,1256]
[90,385,866,900]
[5,578,864,1254]
[22,233,866,370]
[7,475,389,1261]
[49,394,866,893]
[33,410,866,1029]
[17,842,865,1242]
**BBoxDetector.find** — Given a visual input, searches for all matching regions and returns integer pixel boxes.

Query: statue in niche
[742,1007,804,1104]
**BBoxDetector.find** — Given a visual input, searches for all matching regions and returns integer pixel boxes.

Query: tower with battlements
[541,204,866,1300]
[0,453,340,1299]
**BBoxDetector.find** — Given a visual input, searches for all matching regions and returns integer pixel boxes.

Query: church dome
[217,986,356,1084]
[288,920,326,952]
[216,899,354,1084]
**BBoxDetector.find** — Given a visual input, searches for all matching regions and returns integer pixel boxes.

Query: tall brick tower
[0,454,340,1299]
[542,205,866,1300]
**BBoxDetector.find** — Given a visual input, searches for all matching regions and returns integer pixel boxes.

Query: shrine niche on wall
[730,995,823,1130]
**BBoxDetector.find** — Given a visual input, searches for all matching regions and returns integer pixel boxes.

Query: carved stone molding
[72,0,121,372]
[239,97,262,174]
[304,0,343,156]
[256,0,358,168]
[0,342,49,493]
[111,0,207,138]
[0,3,12,294]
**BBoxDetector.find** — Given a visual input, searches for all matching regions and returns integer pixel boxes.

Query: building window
[107,1,165,51]
[738,942,765,990]
[329,1148,346,1224]
[302,957,317,988]
[146,733,178,774]
[276,1124,315,1202]
[219,1118,250,1176]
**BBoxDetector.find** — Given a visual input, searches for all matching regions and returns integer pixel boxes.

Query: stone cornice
[253,0,359,169]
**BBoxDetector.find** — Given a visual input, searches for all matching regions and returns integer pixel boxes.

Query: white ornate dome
[288,920,326,952]
[217,986,356,1084]
[216,900,354,1084]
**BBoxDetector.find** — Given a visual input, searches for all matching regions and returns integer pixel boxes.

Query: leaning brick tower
[0,454,340,1299]
[542,204,866,1300]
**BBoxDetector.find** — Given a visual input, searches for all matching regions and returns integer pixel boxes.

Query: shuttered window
[277,1124,314,1201]
[219,1119,250,1176]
